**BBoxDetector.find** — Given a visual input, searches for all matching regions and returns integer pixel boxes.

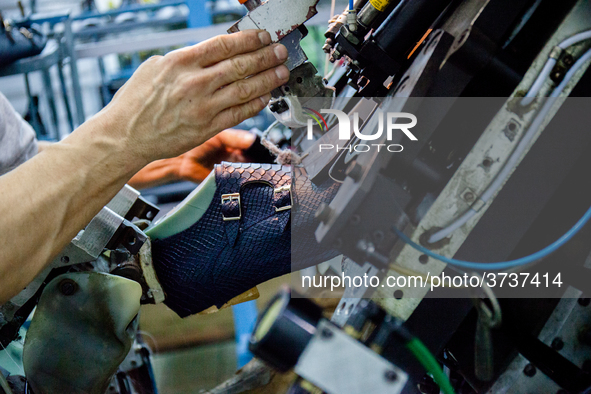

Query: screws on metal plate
[373,230,384,241]
[578,297,590,307]
[463,191,475,203]
[61,255,69,264]
[384,369,398,382]
[419,254,429,264]
[394,290,404,300]
[321,327,333,339]
[59,278,78,296]
[551,337,564,351]
[482,158,493,168]
[523,363,536,377]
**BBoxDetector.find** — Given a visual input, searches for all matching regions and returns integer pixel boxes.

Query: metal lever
[472,275,502,382]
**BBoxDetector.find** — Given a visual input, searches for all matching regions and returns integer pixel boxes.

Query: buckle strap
[274,185,292,212]
[221,193,241,221]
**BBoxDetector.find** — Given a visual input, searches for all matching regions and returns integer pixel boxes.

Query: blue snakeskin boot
[148,162,340,317]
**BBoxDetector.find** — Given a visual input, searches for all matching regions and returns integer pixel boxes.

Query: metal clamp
[221,193,241,221]
[274,185,293,212]
[549,45,564,60]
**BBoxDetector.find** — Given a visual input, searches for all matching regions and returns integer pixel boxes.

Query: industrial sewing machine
[2,0,591,393]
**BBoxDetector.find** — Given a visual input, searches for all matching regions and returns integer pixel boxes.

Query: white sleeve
[0,92,38,176]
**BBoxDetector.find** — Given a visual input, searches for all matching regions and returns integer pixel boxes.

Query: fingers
[209,43,288,89]
[216,129,257,150]
[193,30,272,68]
[211,97,270,132]
[213,65,289,109]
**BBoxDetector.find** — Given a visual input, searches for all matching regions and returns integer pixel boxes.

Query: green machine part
[23,272,141,394]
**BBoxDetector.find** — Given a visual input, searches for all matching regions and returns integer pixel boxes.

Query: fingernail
[260,94,271,105]
[275,65,289,80]
[274,44,288,61]
[259,31,271,45]
[243,132,256,146]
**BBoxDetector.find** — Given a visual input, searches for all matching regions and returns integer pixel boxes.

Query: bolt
[563,54,574,67]
[578,297,590,307]
[373,230,384,241]
[463,191,475,202]
[551,337,564,351]
[419,254,429,264]
[321,327,334,339]
[394,290,404,300]
[523,363,536,377]
[346,162,364,182]
[482,158,493,168]
[59,278,78,296]
[384,370,398,382]
[550,66,566,83]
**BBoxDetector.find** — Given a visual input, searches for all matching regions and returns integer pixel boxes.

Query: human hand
[102,30,288,167]
[176,129,255,182]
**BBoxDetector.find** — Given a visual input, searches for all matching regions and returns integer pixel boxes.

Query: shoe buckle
[274,185,292,212]
[221,193,241,221]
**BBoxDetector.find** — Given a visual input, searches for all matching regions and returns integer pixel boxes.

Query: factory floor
[152,340,237,393]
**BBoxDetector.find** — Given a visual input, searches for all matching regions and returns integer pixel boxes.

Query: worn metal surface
[295,320,408,394]
[106,184,140,217]
[331,259,380,327]
[1,184,157,343]
[374,0,591,320]
[228,0,319,42]
[138,239,165,304]
[440,0,491,62]
[315,30,455,246]
[281,29,308,71]
[487,286,591,393]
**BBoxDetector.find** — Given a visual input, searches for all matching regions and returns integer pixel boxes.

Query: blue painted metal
[231,300,259,368]
[186,0,211,28]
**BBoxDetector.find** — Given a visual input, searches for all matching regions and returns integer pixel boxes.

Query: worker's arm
[0,30,289,303]
[36,141,52,153]
[128,128,256,189]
